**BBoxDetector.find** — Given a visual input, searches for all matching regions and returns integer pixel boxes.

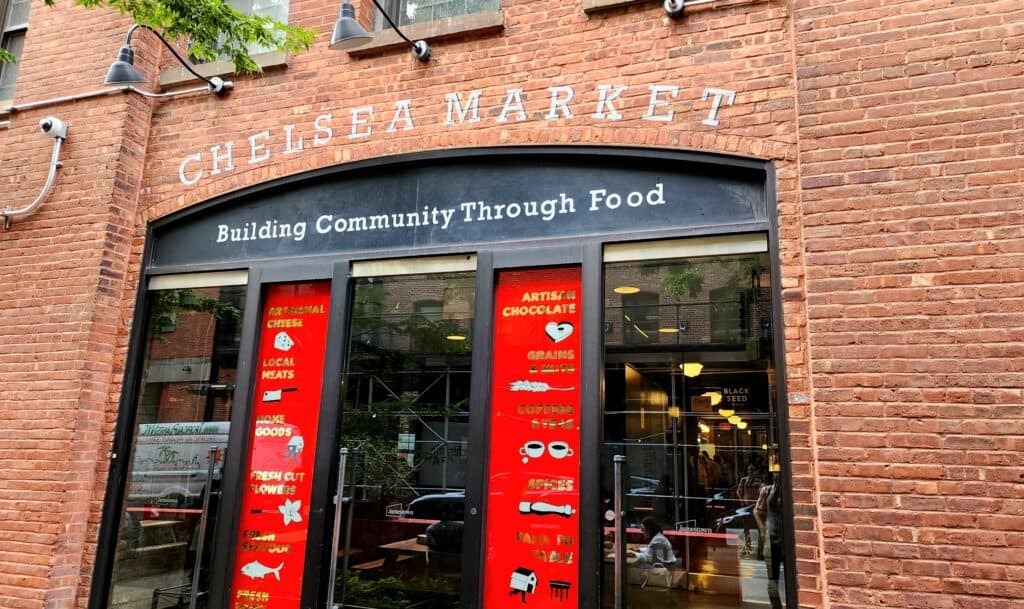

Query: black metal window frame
[89,146,797,609]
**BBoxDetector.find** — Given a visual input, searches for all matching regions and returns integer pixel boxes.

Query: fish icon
[241,560,284,580]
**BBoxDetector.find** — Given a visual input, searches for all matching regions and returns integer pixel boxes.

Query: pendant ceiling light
[702,391,722,406]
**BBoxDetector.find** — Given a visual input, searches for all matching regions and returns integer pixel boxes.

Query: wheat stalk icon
[508,380,575,392]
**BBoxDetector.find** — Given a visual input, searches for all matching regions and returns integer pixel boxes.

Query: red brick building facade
[0,1,1021,609]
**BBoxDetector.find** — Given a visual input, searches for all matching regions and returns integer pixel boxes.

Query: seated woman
[630,517,676,566]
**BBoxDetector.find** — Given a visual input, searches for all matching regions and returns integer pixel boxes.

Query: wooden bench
[135,541,188,554]
[351,555,413,571]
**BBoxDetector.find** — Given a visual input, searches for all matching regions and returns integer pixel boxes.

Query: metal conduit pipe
[3,80,229,228]
[665,0,725,19]
[10,82,227,113]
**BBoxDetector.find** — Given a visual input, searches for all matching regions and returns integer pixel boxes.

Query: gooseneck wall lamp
[4,25,238,228]
[105,24,233,95]
[330,0,431,62]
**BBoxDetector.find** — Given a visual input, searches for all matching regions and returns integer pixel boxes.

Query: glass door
[106,273,247,609]
[600,238,789,609]
[331,259,476,609]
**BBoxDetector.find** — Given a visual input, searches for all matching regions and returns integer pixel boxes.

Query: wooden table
[379,537,429,566]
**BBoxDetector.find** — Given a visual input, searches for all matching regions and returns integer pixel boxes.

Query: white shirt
[635,533,676,565]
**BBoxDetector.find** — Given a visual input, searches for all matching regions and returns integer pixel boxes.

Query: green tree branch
[3,0,316,73]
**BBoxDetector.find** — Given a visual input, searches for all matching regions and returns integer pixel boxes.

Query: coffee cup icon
[548,441,574,459]
[520,441,545,463]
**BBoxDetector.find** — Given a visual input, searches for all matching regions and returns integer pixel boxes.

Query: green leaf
[2,0,317,71]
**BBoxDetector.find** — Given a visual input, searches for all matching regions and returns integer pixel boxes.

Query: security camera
[664,0,685,19]
[39,117,68,140]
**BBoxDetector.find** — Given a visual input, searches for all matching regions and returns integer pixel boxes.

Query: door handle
[189,446,221,609]
[613,454,626,609]
[327,447,349,609]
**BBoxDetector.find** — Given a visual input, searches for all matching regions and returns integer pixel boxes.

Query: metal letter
[546,86,575,120]
[445,91,482,124]
[702,87,736,126]
[497,89,527,123]
[643,85,679,122]
[209,142,235,175]
[592,85,627,120]
[248,130,271,164]
[349,106,374,139]
[178,153,203,186]
[284,124,305,153]
[387,99,415,132]
[314,113,334,145]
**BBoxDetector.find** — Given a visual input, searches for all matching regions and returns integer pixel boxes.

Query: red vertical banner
[484,267,582,609]
[231,281,331,609]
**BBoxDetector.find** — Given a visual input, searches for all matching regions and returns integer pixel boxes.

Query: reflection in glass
[334,272,474,609]
[107,285,246,609]
[602,250,787,609]
[379,0,499,27]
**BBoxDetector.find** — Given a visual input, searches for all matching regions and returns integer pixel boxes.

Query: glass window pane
[246,0,288,54]
[252,0,288,23]
[381,0,499,28]
[602,246,788,609]
[4,0,29,30]
[106,285,246,609]
[0,30,24,101]
[201,0,288,59]
[332,271,474,609]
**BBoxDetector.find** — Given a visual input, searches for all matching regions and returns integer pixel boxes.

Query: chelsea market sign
[151,150,767,267]
[177,84,738,186]
[215,183,667,244]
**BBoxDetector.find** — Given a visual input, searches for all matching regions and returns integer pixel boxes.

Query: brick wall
[0,0,1019,608]
[0,3,153,606]
[0,98,153,609]
[793,0,1023,607]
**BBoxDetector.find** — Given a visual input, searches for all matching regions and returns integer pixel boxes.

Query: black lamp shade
[104,46,146,85]
[329,0,373,50]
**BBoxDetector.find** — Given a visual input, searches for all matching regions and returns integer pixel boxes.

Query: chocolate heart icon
[545,321,574,343]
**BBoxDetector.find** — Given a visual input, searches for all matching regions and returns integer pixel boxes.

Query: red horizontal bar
[126,507,204,515]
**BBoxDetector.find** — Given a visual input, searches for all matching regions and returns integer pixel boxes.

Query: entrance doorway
[330,258,476,609]
[599,240,788,609]
[104,272,248,609]
[320,235,790,609]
